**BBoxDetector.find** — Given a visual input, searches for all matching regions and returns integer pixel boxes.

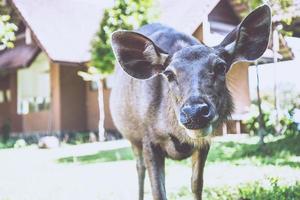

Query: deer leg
[143,138,166,200]
[132,143,146,200]
[191,143,210,200]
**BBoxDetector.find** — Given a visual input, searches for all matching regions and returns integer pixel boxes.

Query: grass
[169,178,300,200]
[2,134,300,200]
[56,133,300,199]
[57,147,134,164]
[207,134,300,167]
[57,134,300,168]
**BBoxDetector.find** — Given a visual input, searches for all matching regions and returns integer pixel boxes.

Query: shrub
[245,102,298,137]
[203,178,300,200]
[66,132,90,145]
[237,178,300,200]
[13,139,27,148]
[1,120,11,143]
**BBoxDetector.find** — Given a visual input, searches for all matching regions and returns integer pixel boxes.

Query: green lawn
[207,133,300,167]
[57,147,134,164]
[56,134,300,199]
[58,134,300,168]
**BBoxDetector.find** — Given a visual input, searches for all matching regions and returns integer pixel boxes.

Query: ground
[0,135,299,200]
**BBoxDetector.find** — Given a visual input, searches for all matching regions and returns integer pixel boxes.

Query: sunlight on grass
[57,147,134,164]
[207,134,300,168]
[57,134,300,168]
[168,179,300,200]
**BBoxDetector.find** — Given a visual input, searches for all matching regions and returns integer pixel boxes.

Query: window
[0,89,11,103]
[17,53,50,114]
[0,90,4,103]
[6,90,10,102]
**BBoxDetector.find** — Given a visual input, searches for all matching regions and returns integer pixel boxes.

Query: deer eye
[214,63,226,75]
[163,70,176,82]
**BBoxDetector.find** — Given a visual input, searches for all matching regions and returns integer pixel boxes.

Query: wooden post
[25,27,32,45]
[222,123,227,135]
[97,79,106,142]
[235,121,241,134]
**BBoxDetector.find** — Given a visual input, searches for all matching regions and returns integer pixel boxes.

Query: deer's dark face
[111,5,271,137]
[162,45,233,131]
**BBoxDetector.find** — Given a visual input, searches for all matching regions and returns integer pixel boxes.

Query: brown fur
[110,5,271,200]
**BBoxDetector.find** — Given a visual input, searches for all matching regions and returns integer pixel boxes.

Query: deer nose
[180,103,212,129]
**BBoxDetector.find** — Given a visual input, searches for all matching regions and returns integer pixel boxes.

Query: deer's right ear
[111,31,169,79]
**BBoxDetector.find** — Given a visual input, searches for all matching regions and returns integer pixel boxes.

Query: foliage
[0,120,11,143]
[241,0,293,15]
[0,131,102,149]
[0,0,18,49]
[0,15,17,50]
[66,132,90,145]
[57,133,300,168]
[237,178,300,200]
[207,134,300,167]
[168,178,300,199]
[245,102,298,137]
[90,0,157,75]
[0,0,20,24]
[204,178,300,200]
[0,138,15,149]
[13,139,27,148]
[240,0,296,35]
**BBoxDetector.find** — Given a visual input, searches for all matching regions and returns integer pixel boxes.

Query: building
[0,0,115,135]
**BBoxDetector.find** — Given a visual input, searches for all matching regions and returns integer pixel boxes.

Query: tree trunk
[273,29,280,135]
[255,63,266,145]
[97,79,106,142]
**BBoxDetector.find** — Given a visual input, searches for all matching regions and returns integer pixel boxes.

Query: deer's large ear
[111,31,169,79]
[218,5,271,65]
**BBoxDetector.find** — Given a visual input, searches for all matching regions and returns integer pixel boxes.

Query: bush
[237,178,300,200]
[245,102,298,137]
[0,138,16,149]
[13,139,27,148]
[66,132,90,145]
[1,120,11,143]
[169,178,300,200]
[204,178,300,200]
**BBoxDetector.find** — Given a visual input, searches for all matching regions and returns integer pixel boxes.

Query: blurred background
[0,0,300,199]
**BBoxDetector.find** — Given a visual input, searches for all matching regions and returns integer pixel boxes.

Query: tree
[0,1,17,50]
[241,0,296,35]
[81,0,157,141]
[241,0,293,15]
[248,0,295,138]
[0,15,17,50]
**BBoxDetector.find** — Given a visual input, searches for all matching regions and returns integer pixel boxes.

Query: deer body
[110,5,271,200]
[111,24,200,160]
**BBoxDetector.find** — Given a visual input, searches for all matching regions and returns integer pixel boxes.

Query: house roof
[0,37,40,70]
[11,0,219,64]
[11,0,114,64]
[159,0,220,34]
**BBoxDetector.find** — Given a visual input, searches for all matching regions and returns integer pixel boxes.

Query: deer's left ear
[218,5,271,65]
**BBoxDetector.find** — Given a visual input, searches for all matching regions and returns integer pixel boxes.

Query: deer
[110,5,271,200]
